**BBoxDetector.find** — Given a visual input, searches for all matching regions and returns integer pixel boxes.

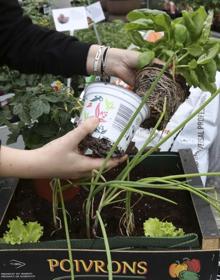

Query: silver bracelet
[93,45,105,76]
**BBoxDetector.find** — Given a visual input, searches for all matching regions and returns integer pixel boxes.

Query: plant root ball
[134,65,190,129]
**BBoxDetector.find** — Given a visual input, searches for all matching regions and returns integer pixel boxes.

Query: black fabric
[0,0,92,77]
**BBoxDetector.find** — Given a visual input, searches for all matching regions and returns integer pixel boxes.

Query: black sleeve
[0,0,92,77]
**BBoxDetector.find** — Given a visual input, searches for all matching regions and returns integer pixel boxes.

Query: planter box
[0,149,219,280]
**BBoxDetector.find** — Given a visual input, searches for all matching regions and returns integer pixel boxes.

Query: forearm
[0,146,46,178]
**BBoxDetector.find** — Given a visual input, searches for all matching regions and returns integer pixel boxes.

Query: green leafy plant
[143,217,185,237]
[125,7,220,93]
[76,20,132,49]
[21,0,52,27]
[1,217,43,245]
[186,0,220,12]
[0,82,82,149]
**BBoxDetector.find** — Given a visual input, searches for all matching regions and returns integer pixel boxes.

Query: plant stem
[177,51,189,63]
[96,211,113,280]
[57,179,74,280]
[118,97,167,180]
[135,89,220,166]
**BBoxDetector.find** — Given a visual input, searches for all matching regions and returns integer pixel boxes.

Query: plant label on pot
[79,82,149,157]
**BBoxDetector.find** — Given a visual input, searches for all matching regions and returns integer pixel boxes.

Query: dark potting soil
[79,134,124,158]
[0,165,201,242]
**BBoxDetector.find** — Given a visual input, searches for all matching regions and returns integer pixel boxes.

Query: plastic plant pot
[79,82,149,157]
[33,179,80,203]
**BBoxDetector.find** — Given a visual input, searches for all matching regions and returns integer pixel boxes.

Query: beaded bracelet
[100,47,110,82]
[101,47,109,81]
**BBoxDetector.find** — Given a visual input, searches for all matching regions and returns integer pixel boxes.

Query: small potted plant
[79,81,150,157]
[125,7,220,128]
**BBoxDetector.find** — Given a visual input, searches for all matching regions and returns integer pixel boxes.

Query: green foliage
[76,20,132,49]
[126,7,220,93]
[186,0,220,12]
[0,82,82,149]
[0,66,58,93]
[21,0,53,27]
[143,217,185,237]
[2,217,43,245]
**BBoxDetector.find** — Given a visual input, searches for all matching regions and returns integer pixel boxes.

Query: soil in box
[0,152,202,248]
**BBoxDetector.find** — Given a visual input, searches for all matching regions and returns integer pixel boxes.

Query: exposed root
[134,65,189,129]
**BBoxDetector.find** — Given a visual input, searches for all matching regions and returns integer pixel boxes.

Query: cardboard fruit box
[0,149,219,280]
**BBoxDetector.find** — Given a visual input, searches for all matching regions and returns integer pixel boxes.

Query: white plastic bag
[133,72,220,184]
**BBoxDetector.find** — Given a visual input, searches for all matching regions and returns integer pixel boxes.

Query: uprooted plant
[125,7,220,128]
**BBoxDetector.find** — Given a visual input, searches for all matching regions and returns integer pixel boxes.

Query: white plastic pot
[80,82,150,154]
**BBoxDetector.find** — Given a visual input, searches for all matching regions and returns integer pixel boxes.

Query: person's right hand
[33,117,127,179]
[0,118,126,179]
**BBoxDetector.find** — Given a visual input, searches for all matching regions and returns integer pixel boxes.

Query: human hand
[86,45,140,86]
[104,48,140,86]
[35,117,127,179]
[0,118,126,179]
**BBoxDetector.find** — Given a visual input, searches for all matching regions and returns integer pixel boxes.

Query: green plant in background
[143,218,185,237]
[0,82,82,149]
[0,217,43,245]
[76,20,132,49]
[185,0,220,12]
[21,0,53,27]
[73,0,96,6]
[125,7,220,93]
[0,66,58,94]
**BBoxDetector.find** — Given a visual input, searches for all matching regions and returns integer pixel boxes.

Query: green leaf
[188,59,197,69]
[143,218,185,237]
[189,70,199,87]
[127,8,166,21]
[216,54,220,71]
[203,60,217,83]
[137,51,155,69]
[7,131,20,145]
[127,10,148,21]
[154,13,171,33]
[128,30,146,47]
[182,10,197,39]
[187,45,204,57]
[125,19,154,31]
[174,24,187,44]
[138,8,167,17]
[199,10,214,44]
[13,103,23,115]
[196,66,217,93]
[24,222,44,243]
[197,43,219,64]
[192,6,208,38]
[161,49,175,58]
[3,217,43,245]
[30,99,50,120]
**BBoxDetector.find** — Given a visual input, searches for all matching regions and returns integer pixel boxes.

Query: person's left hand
[86,45,140,86]
[104,48,140,86]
